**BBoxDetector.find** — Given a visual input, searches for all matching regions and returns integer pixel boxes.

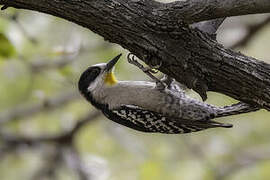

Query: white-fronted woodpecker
[78,54,259,134]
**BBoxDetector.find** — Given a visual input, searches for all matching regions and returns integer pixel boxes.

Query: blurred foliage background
[0,5,270,180]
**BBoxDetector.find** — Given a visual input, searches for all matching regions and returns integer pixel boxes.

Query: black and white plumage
[78,54,259,134]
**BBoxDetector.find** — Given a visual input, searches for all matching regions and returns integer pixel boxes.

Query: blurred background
[0,6,270,180]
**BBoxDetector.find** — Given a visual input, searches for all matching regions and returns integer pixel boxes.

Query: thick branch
[0,0,270,109]
[160,0,270,23]
[1,0,270,24]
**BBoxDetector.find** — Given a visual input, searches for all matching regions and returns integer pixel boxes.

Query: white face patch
[87,77,101,92]
[87,64,106,92]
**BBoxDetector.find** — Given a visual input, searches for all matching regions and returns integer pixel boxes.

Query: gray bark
[159,0,270,23]
[0,0,270,110]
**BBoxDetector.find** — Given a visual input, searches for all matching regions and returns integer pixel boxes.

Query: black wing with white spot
[103,105,232,134]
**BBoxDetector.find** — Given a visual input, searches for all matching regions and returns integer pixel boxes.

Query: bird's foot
[127,53,167,90]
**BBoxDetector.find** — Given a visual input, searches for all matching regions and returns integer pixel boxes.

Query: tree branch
[159,0,270,23]
[0,0,270,109]
[1,0,270,24]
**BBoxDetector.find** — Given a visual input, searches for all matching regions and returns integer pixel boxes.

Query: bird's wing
[153,89,218,121]
[106,105,232,134]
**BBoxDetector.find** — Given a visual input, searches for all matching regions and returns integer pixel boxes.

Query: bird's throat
[105,72,118,85]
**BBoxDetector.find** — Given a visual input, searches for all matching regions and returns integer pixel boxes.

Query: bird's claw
[127,53,166,90]
[127,53,159,73]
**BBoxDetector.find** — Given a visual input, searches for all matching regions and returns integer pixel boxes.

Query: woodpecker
[78,54,259,134]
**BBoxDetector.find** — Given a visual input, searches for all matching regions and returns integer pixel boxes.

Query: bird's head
[78,54,121,95]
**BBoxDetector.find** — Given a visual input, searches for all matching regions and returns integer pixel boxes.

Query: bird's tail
[175,119,233,134]
[215,102,260,118]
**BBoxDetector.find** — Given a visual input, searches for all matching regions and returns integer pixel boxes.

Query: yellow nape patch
[105,72,118,85]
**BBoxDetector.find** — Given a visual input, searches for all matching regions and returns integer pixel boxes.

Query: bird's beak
[105,54,122,72]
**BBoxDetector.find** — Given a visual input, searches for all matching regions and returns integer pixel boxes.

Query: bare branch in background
[30,147,62,180]
[63,146,91,180]
[0,111,100,179]
[40,110,101,146]
[0,111,101,145]
[8,12,38,44]
[33,146,93,180]
[0,90,80,124]
[230,16,270,49]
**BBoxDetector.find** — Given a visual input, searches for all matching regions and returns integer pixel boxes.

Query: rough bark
[159,0,270,23]
[1,0,270,110]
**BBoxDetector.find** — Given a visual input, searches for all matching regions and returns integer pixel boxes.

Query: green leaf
[0,33,16,59]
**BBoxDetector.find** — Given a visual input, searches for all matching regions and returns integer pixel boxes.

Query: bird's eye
[90,68,100,77]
